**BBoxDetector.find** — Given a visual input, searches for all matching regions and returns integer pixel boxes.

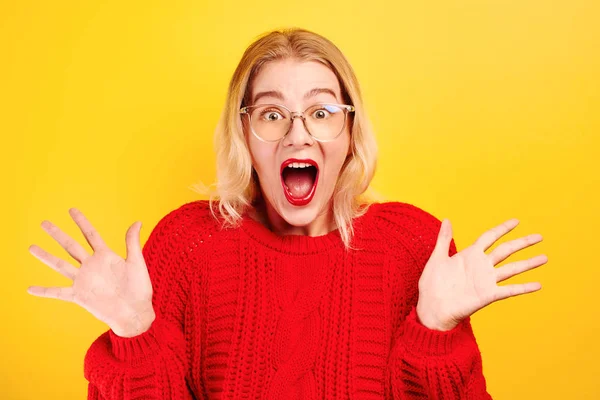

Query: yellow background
[2,0,598,398]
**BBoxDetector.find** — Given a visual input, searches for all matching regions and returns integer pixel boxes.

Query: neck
[251,198,336,237]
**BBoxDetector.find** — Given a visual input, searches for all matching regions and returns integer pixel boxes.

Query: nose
[282,114,314,148]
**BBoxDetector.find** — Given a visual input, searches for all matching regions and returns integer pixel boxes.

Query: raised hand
[416,218,547,331]
[27,208,155,337]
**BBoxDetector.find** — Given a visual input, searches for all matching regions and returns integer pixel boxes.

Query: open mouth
[280,158,319,206]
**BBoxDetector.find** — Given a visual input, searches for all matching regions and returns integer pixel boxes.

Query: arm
[83,203,203,400]
[388,304,491,399]
[378,203,492,399]
[84,313,191,400]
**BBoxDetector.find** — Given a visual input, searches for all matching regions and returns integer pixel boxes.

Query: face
[245,58,351,231]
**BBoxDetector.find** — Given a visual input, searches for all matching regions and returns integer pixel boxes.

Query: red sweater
[84,200,492,399]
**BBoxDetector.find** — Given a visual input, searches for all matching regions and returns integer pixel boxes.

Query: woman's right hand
[27,208,155,338]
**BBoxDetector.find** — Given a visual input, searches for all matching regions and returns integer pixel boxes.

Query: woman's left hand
[416,218,548,331]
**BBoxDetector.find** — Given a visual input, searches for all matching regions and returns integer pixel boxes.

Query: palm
[430,246,503,321]
[417,218,548,331]
[71,249,152,329]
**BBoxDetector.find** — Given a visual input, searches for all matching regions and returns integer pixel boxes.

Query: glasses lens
[305,104,346,140]
[249,105,290,141]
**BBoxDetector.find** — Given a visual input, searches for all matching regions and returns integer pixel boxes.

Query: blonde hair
[191,27,379,249]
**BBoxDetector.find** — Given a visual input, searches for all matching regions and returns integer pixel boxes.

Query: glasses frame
[239,102,355,143]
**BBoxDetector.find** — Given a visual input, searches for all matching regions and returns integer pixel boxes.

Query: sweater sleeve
[377,202,492,400]
[83,202,208,400]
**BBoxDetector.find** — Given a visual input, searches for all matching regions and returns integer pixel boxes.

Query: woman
[27,28,546,399]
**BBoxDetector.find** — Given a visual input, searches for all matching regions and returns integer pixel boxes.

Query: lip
[280,158,320,206]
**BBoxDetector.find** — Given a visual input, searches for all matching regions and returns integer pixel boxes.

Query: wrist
[113,307,156,338]
[416,302,458,332]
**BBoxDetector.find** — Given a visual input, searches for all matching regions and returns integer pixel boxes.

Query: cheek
[248,136,278,178]
[328,133,351,172]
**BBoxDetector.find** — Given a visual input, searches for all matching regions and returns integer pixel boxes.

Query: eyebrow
[252,87,339,104]
[304,88,338,101]
[252,90,284,104]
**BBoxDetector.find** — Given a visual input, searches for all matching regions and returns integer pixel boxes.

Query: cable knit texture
[84,200,492,399]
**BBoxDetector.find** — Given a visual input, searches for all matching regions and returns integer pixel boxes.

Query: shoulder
[368,201,444,236]
[365,201,456,261]
[143,200,222,258]
[141,200,224,296]
[153,200,219,234]
[159,199,217,224]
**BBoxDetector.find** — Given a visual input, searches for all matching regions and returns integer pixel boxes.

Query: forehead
[251,59,342,103]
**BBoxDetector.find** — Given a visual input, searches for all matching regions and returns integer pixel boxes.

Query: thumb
[125,221,143,262]
[432,218,453,258]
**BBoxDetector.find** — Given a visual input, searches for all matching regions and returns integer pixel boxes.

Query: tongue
[283,169,314,198]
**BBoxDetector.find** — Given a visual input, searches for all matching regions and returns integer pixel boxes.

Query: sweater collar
[239,213,344,255]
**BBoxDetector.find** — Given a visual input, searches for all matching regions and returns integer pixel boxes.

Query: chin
[264,187,333,229]
[278,202,322,227]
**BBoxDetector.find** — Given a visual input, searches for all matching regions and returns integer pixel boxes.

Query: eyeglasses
[239,103,355,143]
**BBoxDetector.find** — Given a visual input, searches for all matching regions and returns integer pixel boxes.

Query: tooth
[300,163,307,168]
[293,162,299,168]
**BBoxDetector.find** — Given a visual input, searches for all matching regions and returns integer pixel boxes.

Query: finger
[494,281,542,302]
[489,233,544,265]
[496,254,548,283]
[432,219,453,258]
[125,221,143,262]
[27,285,75,302]
[28,244,79,280]
[41,220,89,264]
[69,208,109,252]
[473,218,520,252]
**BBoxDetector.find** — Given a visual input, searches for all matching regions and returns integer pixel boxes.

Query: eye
[312,108,331,119]
[259,108,285,121]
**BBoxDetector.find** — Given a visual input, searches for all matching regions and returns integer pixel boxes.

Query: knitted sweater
[83,200,492,399]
